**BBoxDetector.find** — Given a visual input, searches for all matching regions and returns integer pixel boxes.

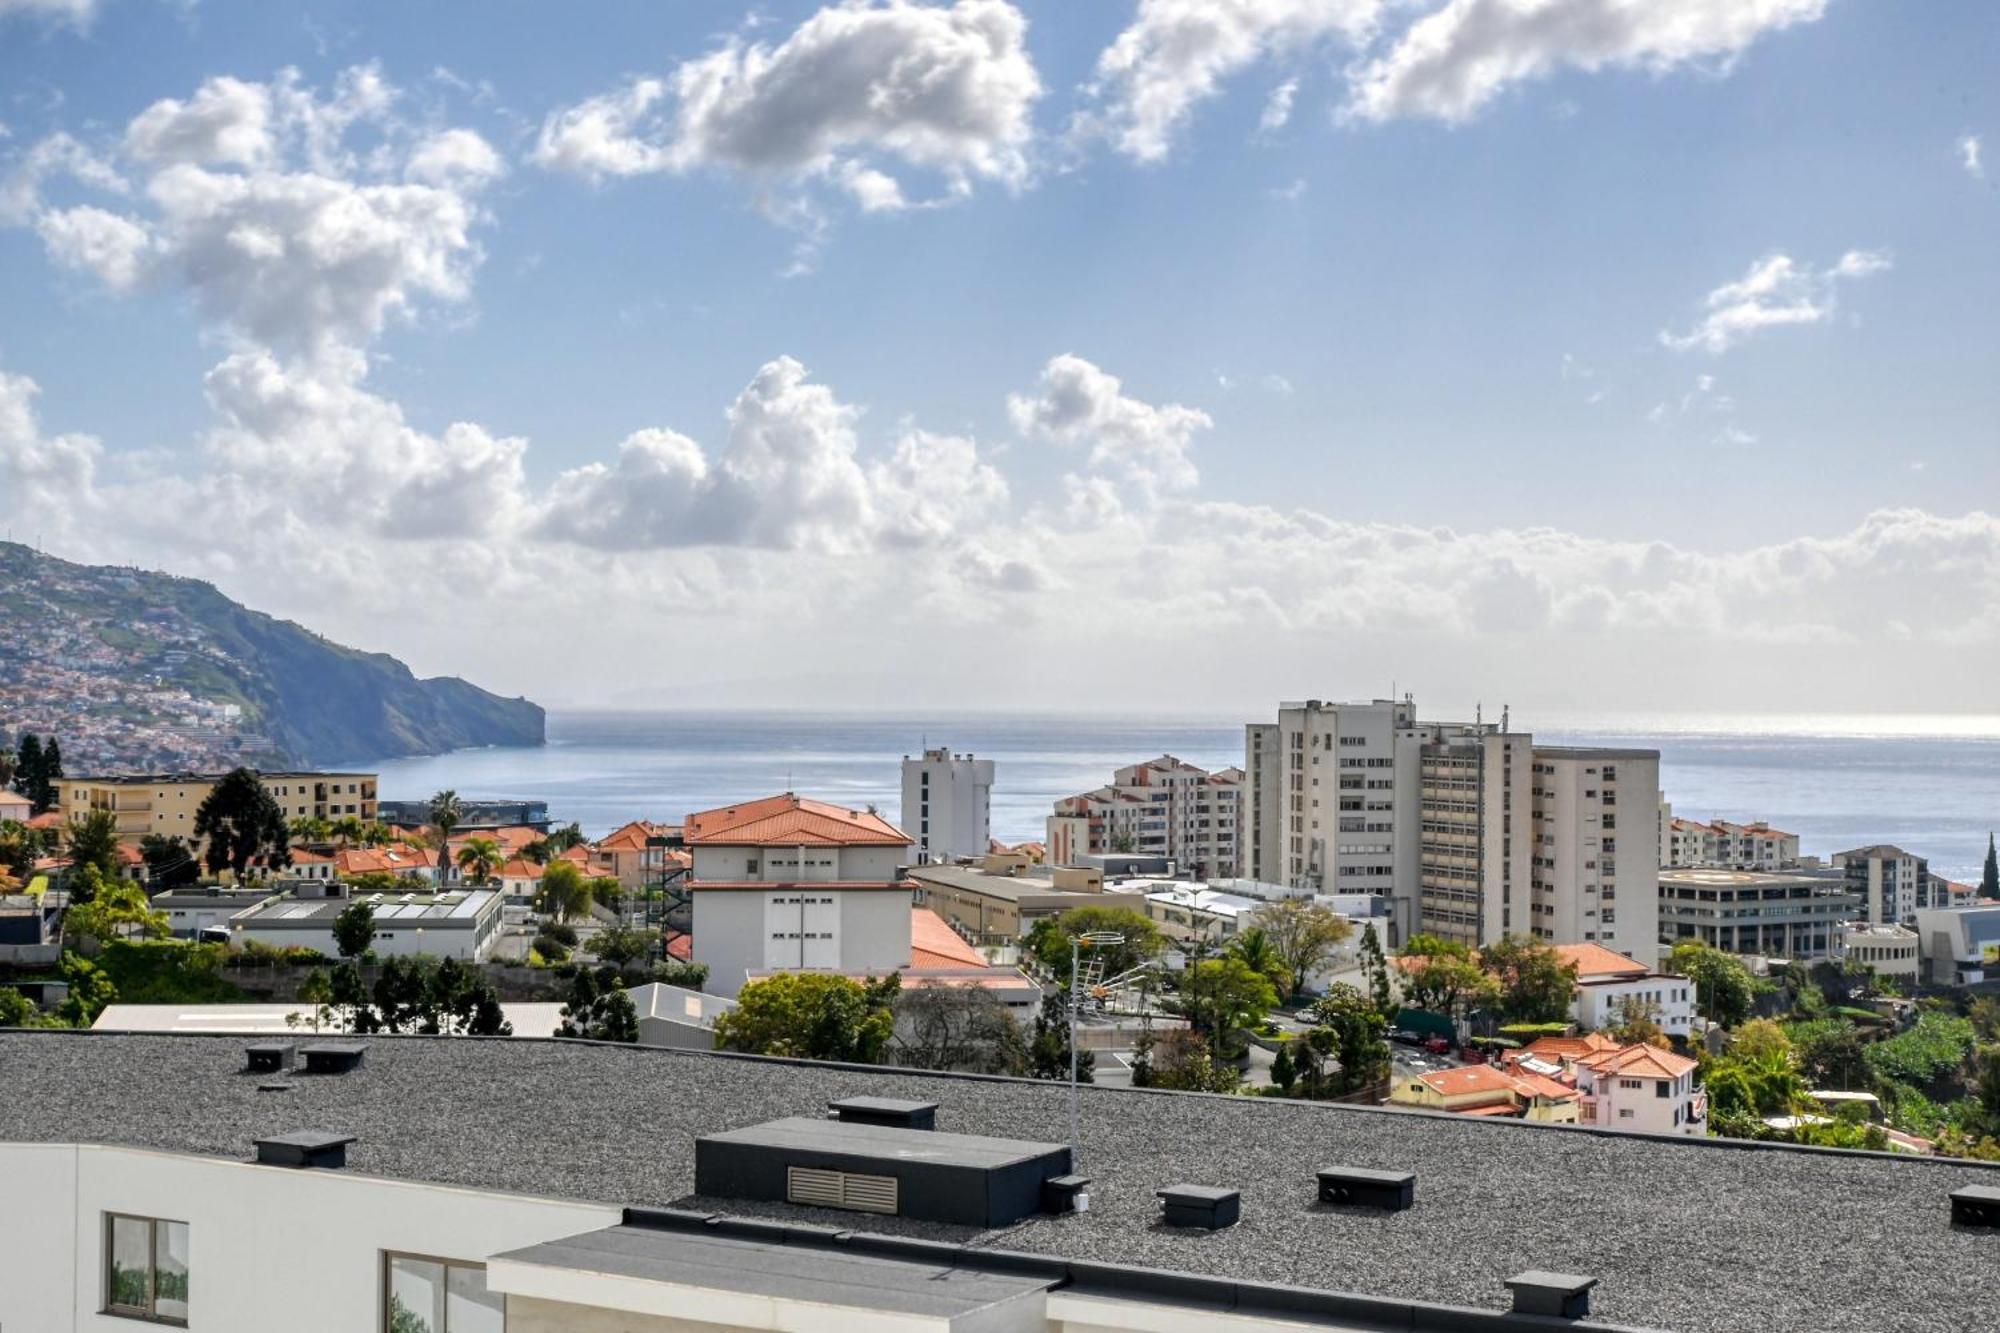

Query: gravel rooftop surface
[3,1031,1994,1333]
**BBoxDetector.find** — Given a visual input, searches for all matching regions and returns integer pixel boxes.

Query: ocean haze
[371,710,2000,883]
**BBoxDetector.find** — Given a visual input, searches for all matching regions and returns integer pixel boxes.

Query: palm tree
[1226,926,1292,1000]
[289,815,331,845]
[361,821,394,847]
[428,790,463,878]
[455,836,503,886]
[331,815,365,847]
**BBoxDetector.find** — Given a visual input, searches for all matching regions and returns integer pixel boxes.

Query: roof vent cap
[254,1131,355,1170]
[298,1042,365,1074]
[1505,1271,1598,1320]
[245,1042,294,1073]
[828,1097,937,1130]
[1317,1166,1415,1212]
[1952,1185,2000,1228]
[1156,1184,1239,1230]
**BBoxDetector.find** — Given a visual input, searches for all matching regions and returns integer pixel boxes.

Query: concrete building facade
[1833,845,1934,925]
[1658,867,1857,959]
[1046,754,1243,878]
[54,771,378,844]
[901,748,994,864]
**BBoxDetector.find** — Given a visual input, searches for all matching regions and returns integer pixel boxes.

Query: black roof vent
[1506,1271,1598,1320]
[828,1097,937,1130]
[298,1042,365,1074]
[1041,1174,1092,1214]
[1317,1166,1415,1212]
[1157,1184,1239,1230]
[256,1082,292,1094]
[1952,1185,2000,1228]
[696,1117,1070,1228]
[254,1131,355,1170]
[245,1042,294,1073]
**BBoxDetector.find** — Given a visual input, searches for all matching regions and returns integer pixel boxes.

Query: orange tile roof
[910,908,988,969]
[665,933,691,961]
[1519,1032,1622,1063]
[1509,1070,1581,1101]
[1552,942,1651,981]
[684,794,910,848]
[1415,1065,1522,1097]
[597,820,678,852]
[1581,1044,1698,1080]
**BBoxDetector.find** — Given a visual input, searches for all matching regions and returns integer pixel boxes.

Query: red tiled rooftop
[684,794,910,848]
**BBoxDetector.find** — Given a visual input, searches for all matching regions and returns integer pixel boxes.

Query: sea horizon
[369,707,2000,883]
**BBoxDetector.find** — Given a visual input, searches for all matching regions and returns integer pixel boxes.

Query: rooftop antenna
[1502,704,1510,735]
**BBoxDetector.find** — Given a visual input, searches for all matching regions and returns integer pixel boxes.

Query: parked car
[1388,1028,1424,1046]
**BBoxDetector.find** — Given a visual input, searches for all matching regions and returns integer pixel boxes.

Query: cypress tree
[1983,832,1998,901]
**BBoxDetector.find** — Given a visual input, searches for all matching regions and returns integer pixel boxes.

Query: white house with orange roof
[1515,1034,1705,1136]
[1556,941,1698,1038]
[595,820,687,889]
[1387,1063,1581,1124]
[683,793,919,997]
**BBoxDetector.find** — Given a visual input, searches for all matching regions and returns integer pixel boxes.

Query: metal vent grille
[786,1165,898,1215]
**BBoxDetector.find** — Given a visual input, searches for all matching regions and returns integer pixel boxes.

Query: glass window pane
[445,1264,504,1333]
[154,1220,190,1320]
[107,1216,151,1312]
[387,1257,444,1333]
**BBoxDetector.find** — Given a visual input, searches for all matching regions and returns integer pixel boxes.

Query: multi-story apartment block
[1659,867,1857,958]
[1243,699,1417,901]
[1833,844,1934,925]
[1045,755,1243,878]
[900,747,994,863]
[1243,700,1659,955]
[53,771,378,843]
[1664,817,1801,870]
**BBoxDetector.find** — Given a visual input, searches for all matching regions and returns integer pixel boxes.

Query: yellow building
[1387,1064,1582,1124]
[54,771,378,842]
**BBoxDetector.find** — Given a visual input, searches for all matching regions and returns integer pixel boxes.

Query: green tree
[428,790,464,877]
[1144,1029,1240,1092]
[0,820,35,882]
[592,926,655,968]
[295,969,335,1033]
[713,972,900,1062]
[63,860,110,907]
[1668,940,1756,1028]
[895,980,1028,1074]
[1023,905,1164,983]
[1028,987,1091,1081]
[557,966,639,1043]
[332,901,376,959]
[1787,1018,1867,1089]
[13,733,61,814]
[331,815,365,847]
[1608,995,1670,1048]
[589,875,624,911]
[1398,935,1500,1019]
[64,881,168,943]
[193,769,291,882]
[289,816,332,844]
[1984,832,1999,901]
[1170,955,1279,1052]
[1304,982,1392,1096]
[1251,898,1353,998]
[1224,926,1290,996]
[535,859,593,922]
[1482,934,1580,1024]
[64,809,123,879]
[0,986,40,1026]
[138,834,199,889]
[1358,922,1393,1016]
[57,951,117,1025]
[1270,1038,1298,1092]
[454,836,503,885]
[1733,1017,1793,1066]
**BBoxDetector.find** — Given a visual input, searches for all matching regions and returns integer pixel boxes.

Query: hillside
[0,542,544,771]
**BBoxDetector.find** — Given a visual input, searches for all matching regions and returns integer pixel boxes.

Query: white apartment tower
[900,747,994,863]
[1244,698,1659,957]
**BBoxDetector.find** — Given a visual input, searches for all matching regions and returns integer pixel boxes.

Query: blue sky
[2,1,1997,714]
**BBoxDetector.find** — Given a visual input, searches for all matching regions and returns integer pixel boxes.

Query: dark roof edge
[9,1028,1999,1175]
[620,1206,1665,1333]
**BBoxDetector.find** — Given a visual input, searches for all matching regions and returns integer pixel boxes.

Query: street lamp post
[1068,930,1125,1169]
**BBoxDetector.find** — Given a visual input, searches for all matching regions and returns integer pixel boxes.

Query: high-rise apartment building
[900,747,994,863]
[1045,755,1242,877]
[1243,699,1659,957]
[1663,817,1801,870]
[1833,844,1934,925]
[53,771,378,842]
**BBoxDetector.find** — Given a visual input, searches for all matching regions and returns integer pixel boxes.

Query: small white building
[684,793,918,998]
[1521,1033,1706,1136]
[1839,922,1921,984]
[1556,942,1697,1038]
[1912,904,2000,986]
[627,982,737,1050]
[229,887,504,961]
[901,747,994,864]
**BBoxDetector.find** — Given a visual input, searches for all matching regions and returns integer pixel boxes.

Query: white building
[1838,923,1921,985]
[1517,1033,1706,1136]
[228,886,504,961]
[1242,700,1659,957]
[1556,943,1696,1039]
[1834,845,1935,925]
[901,747,994,863]
[1912,904,2000,986]
[684,793,918,998]
[1046,754,1243,878]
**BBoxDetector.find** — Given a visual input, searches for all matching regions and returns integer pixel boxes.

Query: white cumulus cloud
[1661,249,1889,355]
[535,0,1040,209]
[1348,0,1828,125]
[1009,353,1211,495]
[1959,132,1984,180]
[34,204,151,290]
[1081,0,1381,162]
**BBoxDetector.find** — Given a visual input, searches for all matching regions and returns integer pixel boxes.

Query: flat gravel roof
[2,1032,1994,1333]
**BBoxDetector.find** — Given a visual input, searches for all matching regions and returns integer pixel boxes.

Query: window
[384,1254,503,1333]
[104,1213,189,1324]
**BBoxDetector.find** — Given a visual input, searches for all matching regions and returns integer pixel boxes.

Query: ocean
[371,710,2000,883]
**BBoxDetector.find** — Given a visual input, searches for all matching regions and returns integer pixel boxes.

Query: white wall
[0,1144,617,1333]
[903,752,994,863]
[1573,976,1696,1037]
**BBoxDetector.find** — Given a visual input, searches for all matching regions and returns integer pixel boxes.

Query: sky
[1,0,1996,717]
